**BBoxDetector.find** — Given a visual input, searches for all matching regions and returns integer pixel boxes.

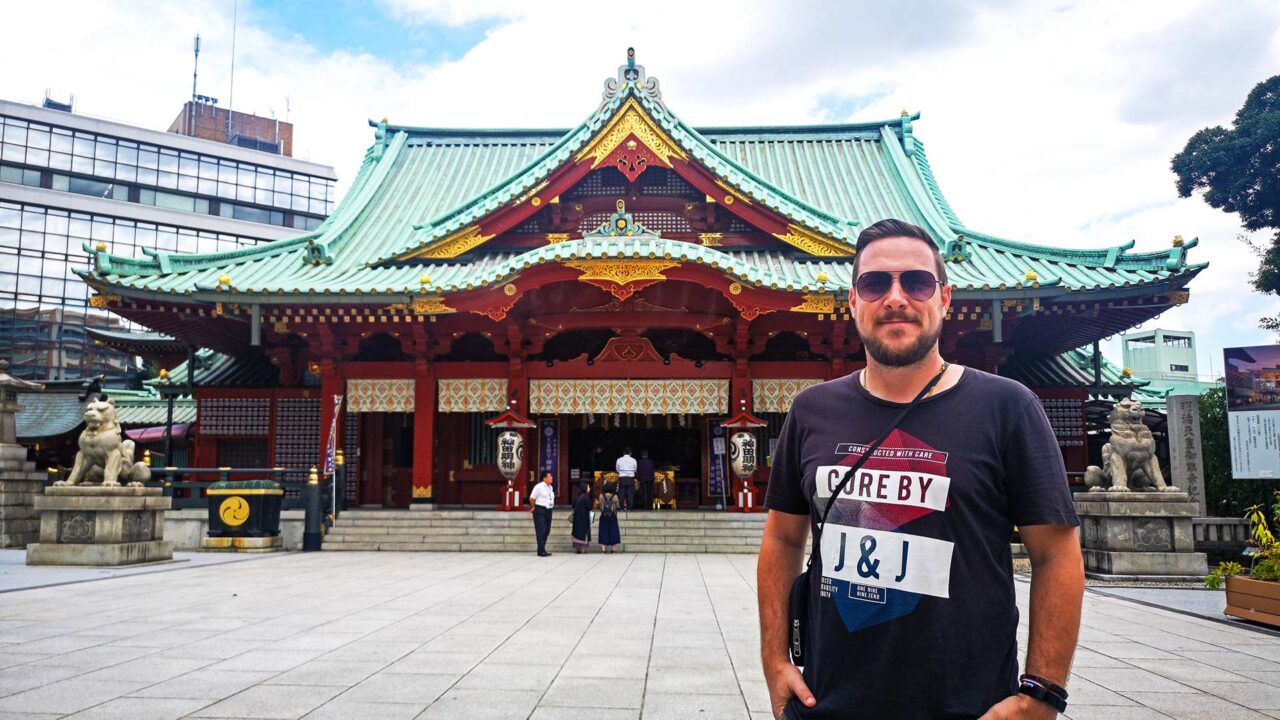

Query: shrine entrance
[563,416,706,508]
[358,412,414,508]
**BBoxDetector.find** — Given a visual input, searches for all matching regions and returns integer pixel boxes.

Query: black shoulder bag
[788,365,947,666]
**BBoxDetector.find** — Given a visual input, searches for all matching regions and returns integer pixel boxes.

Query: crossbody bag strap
[805,364,948,571]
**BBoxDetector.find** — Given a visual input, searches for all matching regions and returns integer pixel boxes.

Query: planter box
[1225,575,1280,628]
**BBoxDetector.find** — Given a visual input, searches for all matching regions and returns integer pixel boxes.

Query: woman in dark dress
[598,480,622,553]
[570,482,592,554]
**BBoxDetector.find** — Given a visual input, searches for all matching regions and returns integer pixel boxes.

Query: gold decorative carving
[412,295,454,316]
[513,179,550,207]
[272,320,289,334]
[546,233,571,244]
[1170,290,1190,305]
[565,259,679,287]
[503,283,518,296]
[575,98,687,169]
[790,293,836,314]
[698,233,723,247]
[565,259,679,301]
[728,282,743,295]
[87,293,120,308]
[772,224,853,257]
[399,225,495,260]
[715,179,751,206]
[413,485,433,499]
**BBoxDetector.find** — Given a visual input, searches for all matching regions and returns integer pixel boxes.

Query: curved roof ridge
[907,138,962,227]
[307,130,411,264]
[957,227,1189,268]
[377,115,916,140]
[877,125,964,248]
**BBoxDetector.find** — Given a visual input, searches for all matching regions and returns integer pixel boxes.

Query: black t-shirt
[766,367,1079,720]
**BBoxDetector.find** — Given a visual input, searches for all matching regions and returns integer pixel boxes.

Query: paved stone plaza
[1,552,1279,719]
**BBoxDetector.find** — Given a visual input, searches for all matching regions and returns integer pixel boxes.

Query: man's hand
[978,693,1058,719]
[764,661,815,719]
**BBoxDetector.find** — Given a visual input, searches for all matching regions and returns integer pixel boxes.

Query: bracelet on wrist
[1017,676,1067,713]
[1019,673,1068,700]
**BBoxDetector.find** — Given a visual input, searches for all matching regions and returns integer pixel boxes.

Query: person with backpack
[598,480,622,553]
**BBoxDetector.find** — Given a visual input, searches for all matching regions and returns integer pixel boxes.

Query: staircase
[324,509,769,553]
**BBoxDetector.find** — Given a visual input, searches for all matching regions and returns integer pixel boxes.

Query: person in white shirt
[528,472,555,556]
[615,448,638,512]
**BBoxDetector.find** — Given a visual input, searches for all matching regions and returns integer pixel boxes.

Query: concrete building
[1121,328,1220,398]
[0,97,337,383]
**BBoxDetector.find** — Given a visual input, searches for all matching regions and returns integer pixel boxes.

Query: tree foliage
[1173,76,1280,328]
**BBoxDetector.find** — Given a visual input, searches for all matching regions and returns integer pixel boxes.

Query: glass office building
[0,98,337,383]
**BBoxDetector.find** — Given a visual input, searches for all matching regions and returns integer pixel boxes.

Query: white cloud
[2,0,1277,369]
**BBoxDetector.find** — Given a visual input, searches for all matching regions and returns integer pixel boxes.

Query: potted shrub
[1206,492,1280,627]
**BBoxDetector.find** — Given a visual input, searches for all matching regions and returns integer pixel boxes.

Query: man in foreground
[757,219,1085,719]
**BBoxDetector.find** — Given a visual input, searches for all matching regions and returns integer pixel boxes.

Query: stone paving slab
[0,551,1279,718]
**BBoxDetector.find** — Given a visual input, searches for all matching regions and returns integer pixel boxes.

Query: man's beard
[856,314,942,368]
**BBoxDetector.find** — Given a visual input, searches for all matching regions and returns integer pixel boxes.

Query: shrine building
[79,51,1203,508]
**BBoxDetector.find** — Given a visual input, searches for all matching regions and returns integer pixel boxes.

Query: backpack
[601,493,617,519]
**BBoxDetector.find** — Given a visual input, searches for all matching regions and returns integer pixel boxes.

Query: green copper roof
[1001,347,1149,391]
[81,58,1203,307]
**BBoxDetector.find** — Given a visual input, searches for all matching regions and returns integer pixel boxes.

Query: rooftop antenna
[227,0,238,142]
[190,34,200,137]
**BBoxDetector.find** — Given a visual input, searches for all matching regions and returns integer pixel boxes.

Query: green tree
[1200,386,1280,516]
[1172,75,1280,330]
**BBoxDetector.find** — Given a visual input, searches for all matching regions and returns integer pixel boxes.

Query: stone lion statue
[56,396,152,487]
[1084,397,1177,493]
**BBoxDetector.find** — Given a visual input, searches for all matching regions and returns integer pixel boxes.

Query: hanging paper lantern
[729,431,759,479]
[496,430,524,481]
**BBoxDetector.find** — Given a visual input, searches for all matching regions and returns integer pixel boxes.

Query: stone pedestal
[1074,491,1207,577]
[26,486,173,566]
[0,444,43,547]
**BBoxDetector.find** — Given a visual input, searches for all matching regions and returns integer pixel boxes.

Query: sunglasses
[854,270,943,302]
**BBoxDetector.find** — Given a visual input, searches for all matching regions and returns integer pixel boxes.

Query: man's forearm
[1025,553,1084,684]
[758,534,805,668]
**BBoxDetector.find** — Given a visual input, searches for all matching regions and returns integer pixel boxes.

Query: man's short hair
[852,219,948,285]
[623,447,632,455]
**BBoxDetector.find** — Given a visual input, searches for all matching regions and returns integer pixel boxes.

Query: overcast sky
[3,0,1278,376]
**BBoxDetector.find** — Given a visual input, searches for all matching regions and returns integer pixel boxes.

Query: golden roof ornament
[1172,234,1184,247]
[1122,367,1133,378]
[1024,270,1038,283]
[95,242,107,252]
[816,271,829,283]
[217,274,231,286]
[420,272,432,287]
[159,368,169,379]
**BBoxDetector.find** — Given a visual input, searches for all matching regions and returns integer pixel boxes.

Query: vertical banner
[1224,344,1280,479]
[538,419,559,488]
[708,418,727,500]
[323,394,343,475]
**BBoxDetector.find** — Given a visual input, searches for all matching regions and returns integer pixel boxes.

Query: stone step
[325,509,767,554]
